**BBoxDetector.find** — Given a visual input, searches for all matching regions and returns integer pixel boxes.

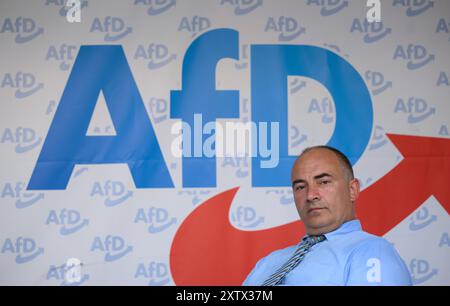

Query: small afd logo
[220,0,263,15]
[90,16,133,41]
[134,207,177,234]
[306,0,350,17]
[350,18,391,43]
[0,17,44,43]
[135,262,171,285]
[394,97,435,124]
[1,237,44,264]
[1,127,42,154]
[264,16,306,41]
[147,97,169,123]
[134,0,176,16]
[46,209,89,235]
[365,70,392,96]
[134,44,177,70]
[231,205,264,228]
[409,258,438,284]
[178,16,211,37]
[1,71,44,99]
[90,235,133,262]
[45,44,78,71]
[393,44,435,70]
[90,180,133,207]
[408,206,437,231]
[1,181,44,209]
[393,0,434,17]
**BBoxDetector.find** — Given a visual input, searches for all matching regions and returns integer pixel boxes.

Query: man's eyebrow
[314,173,333,180]
[292,179,306,187]
[292,173,333,187]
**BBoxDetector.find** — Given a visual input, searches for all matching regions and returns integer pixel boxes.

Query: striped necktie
[262,235,326,286]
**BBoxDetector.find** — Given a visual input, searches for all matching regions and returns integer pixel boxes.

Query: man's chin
[305,220,335,235]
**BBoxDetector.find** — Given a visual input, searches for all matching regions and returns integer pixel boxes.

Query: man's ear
[349,178,360,202]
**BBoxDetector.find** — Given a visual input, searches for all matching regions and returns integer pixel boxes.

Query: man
[243,146,412,286]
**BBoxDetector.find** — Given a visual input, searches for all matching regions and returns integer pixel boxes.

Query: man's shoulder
[343,231,412,285]
[355,230,394,248]
[343,229,407,269]
[343,229,395,253]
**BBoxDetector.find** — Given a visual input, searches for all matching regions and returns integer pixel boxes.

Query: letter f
[170,29,240,187]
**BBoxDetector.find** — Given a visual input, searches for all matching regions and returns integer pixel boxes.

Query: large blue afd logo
[27,28,373,190]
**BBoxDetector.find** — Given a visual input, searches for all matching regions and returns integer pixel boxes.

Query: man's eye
[295,185,305,191]
[319,180,330,185]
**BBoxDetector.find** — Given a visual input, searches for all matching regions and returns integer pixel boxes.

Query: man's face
[291,148,360,235]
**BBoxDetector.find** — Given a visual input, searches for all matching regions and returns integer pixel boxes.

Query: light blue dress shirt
[243,220,412,286]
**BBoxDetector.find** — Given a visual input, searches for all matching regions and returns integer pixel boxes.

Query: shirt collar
[324,219,362,241]
[302,219,362,242]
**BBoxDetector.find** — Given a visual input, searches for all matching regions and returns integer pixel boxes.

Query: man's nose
[307,184,320,202]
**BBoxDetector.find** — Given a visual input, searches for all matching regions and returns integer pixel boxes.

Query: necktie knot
[303,234,326,246]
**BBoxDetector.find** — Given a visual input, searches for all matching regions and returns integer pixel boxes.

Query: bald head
[299,146,354,181]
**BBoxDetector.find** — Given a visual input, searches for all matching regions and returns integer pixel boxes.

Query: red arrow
[357,133,450,235]
[170,134,450,285]
[170,188,304,285]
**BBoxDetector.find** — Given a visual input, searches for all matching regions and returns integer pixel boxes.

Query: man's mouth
[307,207,325,214]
